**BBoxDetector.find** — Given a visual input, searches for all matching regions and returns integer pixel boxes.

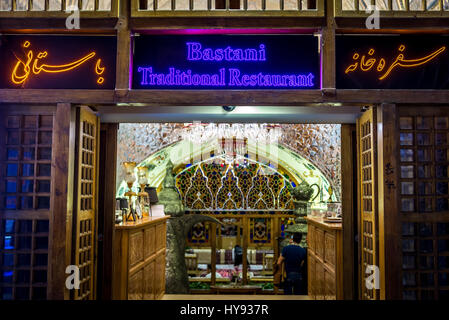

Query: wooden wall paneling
[316,258,324,299]
[129,231,144,268]
[341,124,356,299]
[316,228,324,259]
[145,225,156,258]
[357,106,380,300]
[144,260,155,300]
[48,103,72,300]
[377,104,401,300]
[306,218,343,300]
[156,222,166,250]
[324,268,336,300]
[112,217,167,300]
[308,225,315,251]
[308,252,315,298]
[324,232,336,267]
[154,254,162,299]
[128,269,144,300]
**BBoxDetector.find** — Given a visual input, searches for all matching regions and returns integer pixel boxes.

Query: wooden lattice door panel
[0,111,54,300]
[398,108,449,300]
[72,108,99,300]
[357,107,380,300]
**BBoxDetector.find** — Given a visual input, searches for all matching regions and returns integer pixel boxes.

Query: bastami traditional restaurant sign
[0,35,116,89]
[337,35,449,89]
[132,35,320,90]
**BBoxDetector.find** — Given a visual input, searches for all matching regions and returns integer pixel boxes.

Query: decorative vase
[122,162,137,221]
[136,166,149,216]
[293,200,311,217]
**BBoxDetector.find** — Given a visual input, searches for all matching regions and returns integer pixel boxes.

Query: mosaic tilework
[279,124,341,201]
[117,123,341,200]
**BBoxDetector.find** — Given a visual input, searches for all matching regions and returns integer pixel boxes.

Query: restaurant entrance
[91,104,363,300]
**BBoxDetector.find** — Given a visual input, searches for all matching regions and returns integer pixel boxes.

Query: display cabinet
[112,216,168,300]
[306,216,343,300]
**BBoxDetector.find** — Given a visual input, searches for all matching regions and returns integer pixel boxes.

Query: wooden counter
[305,216,343,300]
[112,216,168,300]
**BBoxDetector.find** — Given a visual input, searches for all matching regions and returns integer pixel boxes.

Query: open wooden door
[357,107,380,300]
[71,107,100,300]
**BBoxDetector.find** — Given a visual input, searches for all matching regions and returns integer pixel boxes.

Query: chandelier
[181,122,282,161]
[181,122,282,144]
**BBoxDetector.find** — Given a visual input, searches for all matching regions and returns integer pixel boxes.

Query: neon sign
[0,35,116,89]
[132,35,320,90]
[186,42,266,62]
[336,35,449,89]
[345,45,446,80]
[137,67,314,87]
[11,41,106,85]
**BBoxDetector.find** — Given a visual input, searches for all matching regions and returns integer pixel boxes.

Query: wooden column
[322,0,336,90]
[98,123,118,299]
[341,124,356,300]
[48,103,74,300]
[115,0,130,92]
[377,104,401,300]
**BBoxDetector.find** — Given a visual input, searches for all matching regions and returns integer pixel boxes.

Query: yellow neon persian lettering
[377,58,386,72]
[95,59,105,75]
[11,41,106,85]
[32,52,96,74]
[378,45,446,80]
[360,55,376,72]
[11,50,33,84]
[344,44,447,81]
[344,53,359,74]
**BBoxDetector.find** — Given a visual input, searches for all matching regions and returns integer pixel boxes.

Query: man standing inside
[277,233,306,295]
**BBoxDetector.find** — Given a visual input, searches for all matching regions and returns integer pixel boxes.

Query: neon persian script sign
[132,35,320,90]
[0,35,116,89]
[337,35,449,89]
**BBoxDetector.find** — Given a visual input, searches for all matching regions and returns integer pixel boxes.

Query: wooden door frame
[341,124,357,300]
[98,115,362,298]
[97,123,118,300]
[376,104,402,300]
[48,103,76,300]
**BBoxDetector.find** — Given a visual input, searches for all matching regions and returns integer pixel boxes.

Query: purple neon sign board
[132,35,320,90]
